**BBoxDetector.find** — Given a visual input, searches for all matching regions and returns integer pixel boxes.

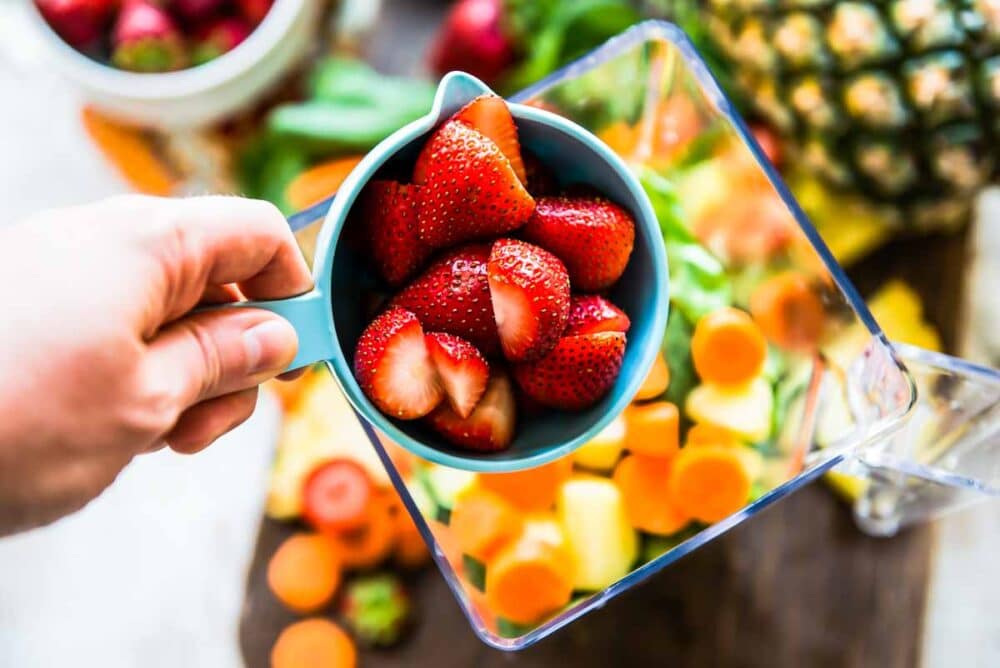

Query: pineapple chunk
[521,513,568,551]
[423,465,477,513]
[573,415,626,472]
[557,476,638,592]
[685,377,774,443]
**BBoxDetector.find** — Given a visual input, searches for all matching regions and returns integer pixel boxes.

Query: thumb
[145,308,298,409]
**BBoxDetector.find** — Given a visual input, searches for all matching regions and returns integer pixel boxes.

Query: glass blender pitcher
[286,20,1000,650]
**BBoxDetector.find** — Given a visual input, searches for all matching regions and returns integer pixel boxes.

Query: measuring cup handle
[198,290,337,372]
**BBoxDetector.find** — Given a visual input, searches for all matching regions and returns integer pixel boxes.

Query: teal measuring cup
[214,72,669,473]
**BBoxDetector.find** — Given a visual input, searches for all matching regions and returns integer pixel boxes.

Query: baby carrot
[613,454,689,535]
[81,107,177,196]
[449,487,522,562]
[668,446,753,523]
[271,618,356,668]
[478,457,573,512]
[266,533,342,614]
[685,423,742,449]
[750,271,827,351]
[485,530,574,625]
[285,155,363,211]
[624,401,680,458]
[634,352,671,401]
[691,307,767,385]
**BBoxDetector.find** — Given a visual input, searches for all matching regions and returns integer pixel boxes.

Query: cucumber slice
[462,554,487,592]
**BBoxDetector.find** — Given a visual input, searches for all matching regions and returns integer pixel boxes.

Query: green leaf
[268,101,427,155]
[662,309,697,408]
[238,136,307,214]
[310,57,435,118]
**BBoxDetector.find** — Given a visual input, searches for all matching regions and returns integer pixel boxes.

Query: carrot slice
[668,446,752,523]
[285,155,363,211]
[485,530,573,625]
[634,353,670,401]
[691,307,767,385]
[271,618,356,668]
[750,271,827,351]
[598,121,639,158]
[81,107,177,196]
[613,454,689,535]
[477,457,573,512]
[386,495,430,569]
[332,494,396,570]
[266,533,342,614]
[685,423,742,449]
[449,487,522,562]
[624,401,680,458]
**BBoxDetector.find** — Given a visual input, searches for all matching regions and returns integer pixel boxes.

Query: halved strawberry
[353,308,443,420]
[389,244,500,355]
[522,196,636,292]
[565,295,631,336]
[452,94,527,184]
[412,120,535,249]
[487,238,570,363]
[512,332,626,411]
[361,180,430,287]
[426,369,516,452]
[426,332,489,418]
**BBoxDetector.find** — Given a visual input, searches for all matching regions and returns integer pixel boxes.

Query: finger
[141,196,313,324]
[144,307,297,408]
[200,284,244,305]
[165,388,259,455]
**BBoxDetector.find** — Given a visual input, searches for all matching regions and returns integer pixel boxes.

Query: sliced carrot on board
[271,618,356,668]
[668,446,752,523]
[613,454,689,535]
[485,530,574,625]
[690,307,767,385]
[624,401,680,458]
[285,155,363,211]
[332,494,397,570]
[449,487,522,562]
[634,352,671,401]
[477,457,573,512]
[750,271,827,351]
[266,533,342,614]
[81,107,177,196]
[685,423,742,449]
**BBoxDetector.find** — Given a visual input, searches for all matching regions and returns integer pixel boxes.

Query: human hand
[0,195,313,535]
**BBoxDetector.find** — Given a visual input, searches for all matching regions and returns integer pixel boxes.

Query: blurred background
[0,0,998,665]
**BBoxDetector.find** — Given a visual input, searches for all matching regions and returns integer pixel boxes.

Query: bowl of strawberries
[30,0,322,127]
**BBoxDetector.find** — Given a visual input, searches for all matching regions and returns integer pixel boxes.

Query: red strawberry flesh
[353,308,443,420]
[512,332,626,411]
[426,332,489,418]
[235,0,272,24]
[487,238,570,363]
[388,243,500,355]
[412,120,534,249]
[453,94,527,184]
[426,369,516,452]
[522,196,636,292]
[427,0,513,85]
[192,17,251,65]
[362,180,430,287]
[565,295,631,336]
[36,0,114,49]
[170,0,225,21]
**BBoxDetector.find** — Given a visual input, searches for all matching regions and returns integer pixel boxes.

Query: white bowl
[29,0,323,129]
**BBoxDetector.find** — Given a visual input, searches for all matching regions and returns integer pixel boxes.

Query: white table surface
[0,3,997,666]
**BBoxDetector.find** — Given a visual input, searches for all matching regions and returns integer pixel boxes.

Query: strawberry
[234,0,272,25]
[521,196,636,292]
[353,308,443,420]
[512,332,626,411]
[426,369,516,452]
[564,295,631,336]
[36,0,115,49]
[487,238,570,362]
[452,94,527,184]
[388,244,500,355]
[191,17,251,65]
[169,0,224,22]
[427,0,513,86]
[361,180,430,287]
[412,120,534,249]
[112,0,187,72]
[523,151,558,197]
[426,332,489,419]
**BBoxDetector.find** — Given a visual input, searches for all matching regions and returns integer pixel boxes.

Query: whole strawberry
[112,0,187,72]
[513,332,627,411]
[234,0,272,25]
[169,0,224,22]
[36,0,116,49]
[428,0,513,85]
[191,17,251,65]
[340,574,411,648]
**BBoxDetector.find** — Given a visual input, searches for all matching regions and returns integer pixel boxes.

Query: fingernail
[242,318,298,375]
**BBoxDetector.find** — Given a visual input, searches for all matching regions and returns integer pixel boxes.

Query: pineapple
[696,0,1000,229]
